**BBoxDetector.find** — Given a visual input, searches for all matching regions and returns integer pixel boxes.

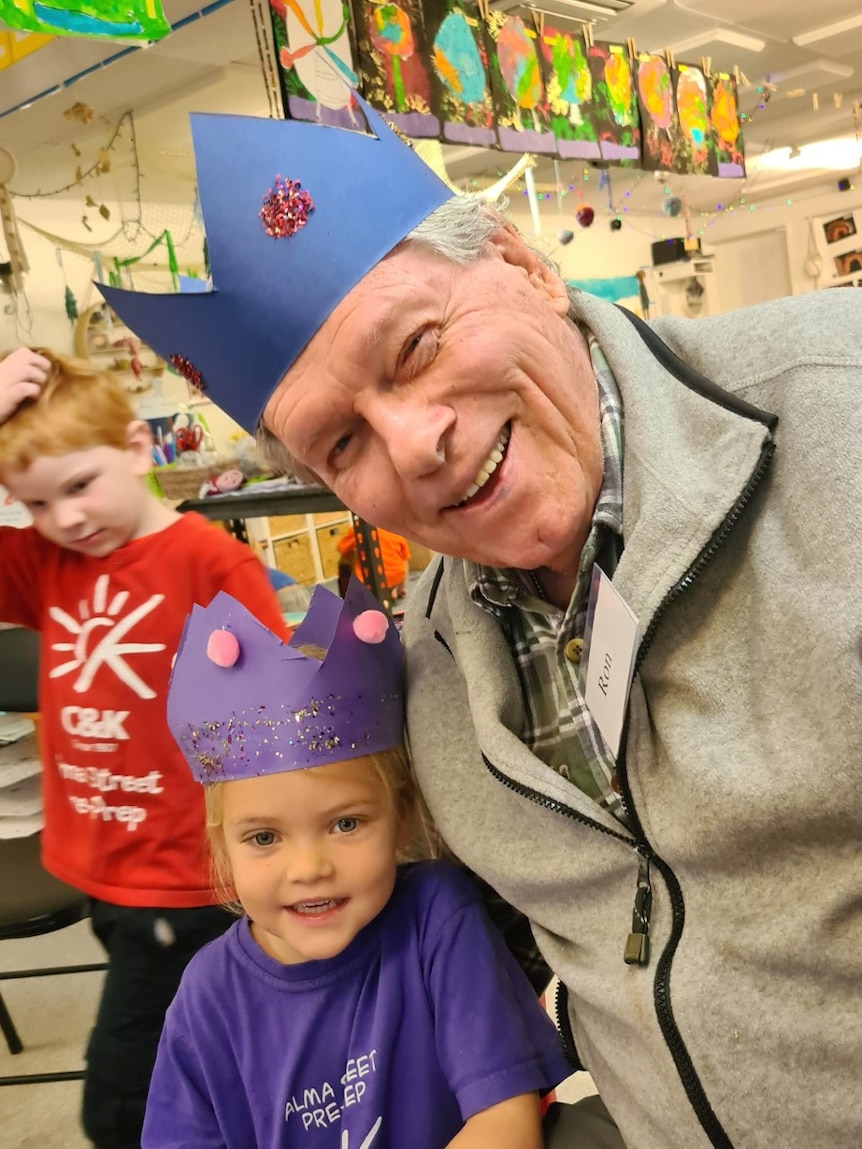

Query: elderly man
[105,101,862,1149]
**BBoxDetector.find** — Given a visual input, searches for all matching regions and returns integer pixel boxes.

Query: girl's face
[220,757,410,965]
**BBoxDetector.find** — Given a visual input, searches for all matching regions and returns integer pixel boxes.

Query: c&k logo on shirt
[48,574,166,699]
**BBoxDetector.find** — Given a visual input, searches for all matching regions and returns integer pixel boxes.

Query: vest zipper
[483,435,776,1149]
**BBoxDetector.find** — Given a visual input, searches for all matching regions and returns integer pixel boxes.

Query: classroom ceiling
[0,0,860,220]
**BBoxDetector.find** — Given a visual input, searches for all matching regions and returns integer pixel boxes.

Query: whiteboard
[711,228,792,313]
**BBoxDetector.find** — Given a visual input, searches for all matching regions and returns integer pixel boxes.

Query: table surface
[177,483,345,521]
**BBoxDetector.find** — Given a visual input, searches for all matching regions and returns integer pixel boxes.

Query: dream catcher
[0,147,29,295]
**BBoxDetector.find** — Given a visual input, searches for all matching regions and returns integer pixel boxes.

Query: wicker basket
[152,461,234,501]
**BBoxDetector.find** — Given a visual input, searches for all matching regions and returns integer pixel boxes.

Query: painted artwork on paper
[269,0,362,128]
[587,42,639,164]
[823,214,856,244]
[424,0,496,146]
[0,0,169,40]
[833,248,862,277]
[636,53,683,172]
[675,63,716,175]
[353,0,439,137]
[537,24,600,159]
[483,12,555,153]
[708,70,745,178]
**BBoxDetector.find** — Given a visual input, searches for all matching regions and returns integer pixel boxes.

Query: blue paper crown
[99,98,454,432]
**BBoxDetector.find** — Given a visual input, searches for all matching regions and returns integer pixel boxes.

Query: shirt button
[565,638,584,664]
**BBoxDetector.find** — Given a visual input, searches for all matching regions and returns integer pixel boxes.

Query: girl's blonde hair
[203,746,436,913]
[0,347,135,473]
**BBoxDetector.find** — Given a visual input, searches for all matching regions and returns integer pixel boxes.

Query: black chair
[0,626,107,1087]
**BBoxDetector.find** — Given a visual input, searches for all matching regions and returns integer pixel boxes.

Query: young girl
[144,578,572,1148]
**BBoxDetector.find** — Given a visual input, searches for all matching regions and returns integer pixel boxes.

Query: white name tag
[582,566,640,760]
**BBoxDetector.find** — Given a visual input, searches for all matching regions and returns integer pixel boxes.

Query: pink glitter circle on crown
[169,354,204,395]
[260,176,314,239]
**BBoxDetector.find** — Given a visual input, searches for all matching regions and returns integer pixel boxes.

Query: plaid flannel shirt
[465,335,626,992]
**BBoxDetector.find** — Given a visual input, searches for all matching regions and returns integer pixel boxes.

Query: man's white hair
[256,195,556,474]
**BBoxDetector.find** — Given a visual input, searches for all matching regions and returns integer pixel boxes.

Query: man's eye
[333,817,359,834]
[400,327,438,371]
[251,830,276,847]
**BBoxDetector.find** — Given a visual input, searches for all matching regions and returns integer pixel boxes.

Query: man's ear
[486,225,570,317]
[126,419,154,476]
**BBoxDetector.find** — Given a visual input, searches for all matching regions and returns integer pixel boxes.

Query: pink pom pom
[206,629,240,667]
[353,610,389,645]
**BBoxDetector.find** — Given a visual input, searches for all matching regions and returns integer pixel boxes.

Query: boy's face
[220,758,410,966]
[1,423,155,558]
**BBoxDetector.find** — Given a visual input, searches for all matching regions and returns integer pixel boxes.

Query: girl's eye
[251,830,276,847]
[332,433,352,457]
[70,478,91,494]
[333,817,359,834]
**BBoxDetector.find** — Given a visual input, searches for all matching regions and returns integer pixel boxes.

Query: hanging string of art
[0,0,170,41]
[269,1,742,176]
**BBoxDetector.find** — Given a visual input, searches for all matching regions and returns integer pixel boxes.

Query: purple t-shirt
[143,861,570,1148]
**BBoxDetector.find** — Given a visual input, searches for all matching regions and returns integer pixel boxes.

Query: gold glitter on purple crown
[167,579,404,783]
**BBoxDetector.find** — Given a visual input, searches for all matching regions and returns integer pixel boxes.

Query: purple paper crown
[167,578,404,784]
[98,96,454,433]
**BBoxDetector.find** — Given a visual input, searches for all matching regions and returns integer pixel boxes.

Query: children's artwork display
[708,70,745,178]
[587,42,639,164]
[812,209,862,286]
[537,23,600,159]
[675,63,716,176]
[483,12,555,153]
[635,52,681,172]
[269,0,363,127]
[0,0,169,40]
[352,0,440,136]
[424,0,496,145]
[269,0,744,176]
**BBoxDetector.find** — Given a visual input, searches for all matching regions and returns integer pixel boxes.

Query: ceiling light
[752,136,861,172]
[768,59,854,84]
[793,13,862,47]
[665,28,765,55]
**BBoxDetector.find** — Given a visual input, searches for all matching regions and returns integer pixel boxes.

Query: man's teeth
[458,426,510,504]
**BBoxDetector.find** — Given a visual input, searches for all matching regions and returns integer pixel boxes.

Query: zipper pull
[624,849,652,966]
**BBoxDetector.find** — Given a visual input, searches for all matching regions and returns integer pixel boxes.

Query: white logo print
[49,574,166,699]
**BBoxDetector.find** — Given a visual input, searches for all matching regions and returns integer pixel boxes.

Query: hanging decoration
[483,11,555,153]
[424,0,496,146]
[557,228,574,245]
[0,0,170,41]
[538,24,600,160]
[575,205,595,228]
[708,70,746,178]
[675,63,716,176]
[268,0,361,128]
[0,146,28,294]
[636,51,682,172]
[352,0,439,137]
[56,248,78,322]
[662,195,683,217]
[586,40,640,164]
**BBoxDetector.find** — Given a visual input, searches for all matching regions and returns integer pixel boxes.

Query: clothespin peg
[626,37,636,59]
[531,9,544,39]
[812,91,819,111]
[664,47,675,69]
[700,56,711,76]
[582,22,593,49]
[833,92,843,110]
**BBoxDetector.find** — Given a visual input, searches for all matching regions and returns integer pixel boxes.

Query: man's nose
[367,396,455,480]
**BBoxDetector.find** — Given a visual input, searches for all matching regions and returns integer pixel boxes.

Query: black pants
[82,900,232,1149]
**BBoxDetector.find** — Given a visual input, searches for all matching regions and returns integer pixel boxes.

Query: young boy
[0,346,289,1149]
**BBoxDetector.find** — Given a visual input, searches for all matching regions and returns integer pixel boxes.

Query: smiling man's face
[264,226,603,578]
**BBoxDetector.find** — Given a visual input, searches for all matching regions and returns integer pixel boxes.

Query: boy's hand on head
[0,348,51,423]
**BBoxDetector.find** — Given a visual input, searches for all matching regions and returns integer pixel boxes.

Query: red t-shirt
[0,513,288,908]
